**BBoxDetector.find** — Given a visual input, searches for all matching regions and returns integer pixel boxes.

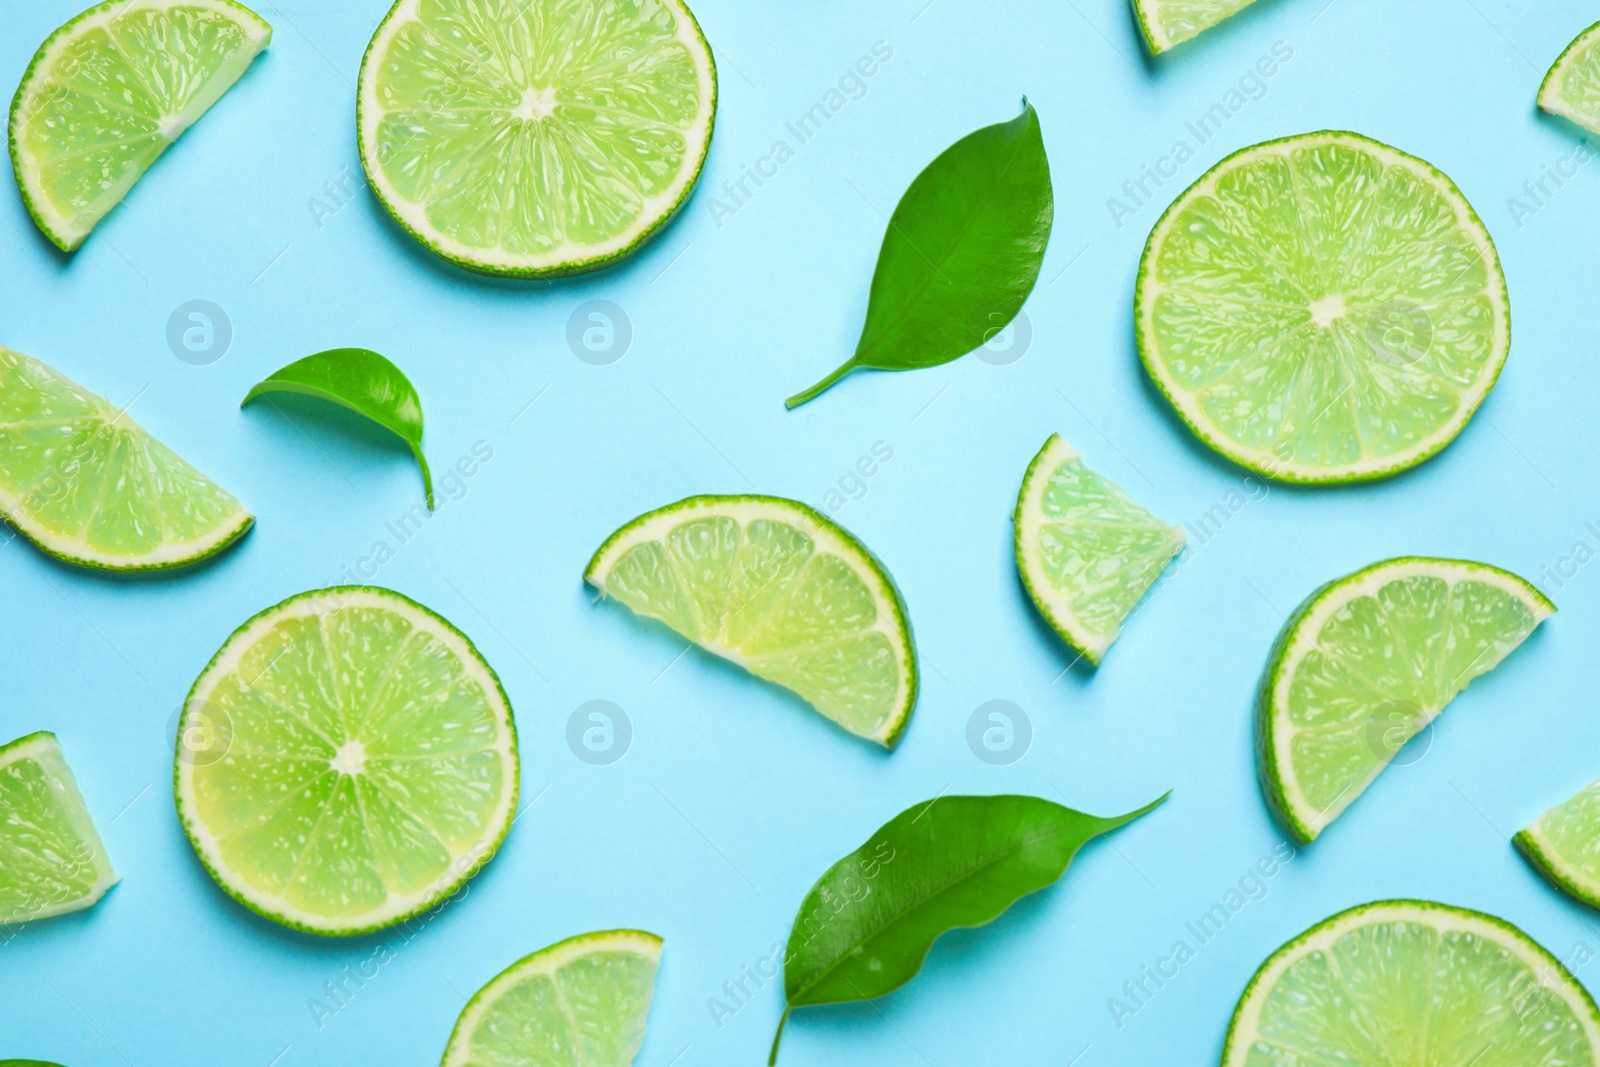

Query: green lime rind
[441,929,662,1067]
[1257,557,1552,845]
[1221,899,1600,1067]
[585,494,917,748]
[0,730,119,925]
[355,0,717,279]
[1136,130,1510,485]
[8,0,271,252]
[1539,21,1600,135]
[173,585,519,938]
[1131,0,1260,55]
[1516,781,1600,911]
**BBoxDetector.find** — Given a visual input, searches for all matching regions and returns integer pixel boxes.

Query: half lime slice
[1517,779,1600,911]
[1013,434,1184,665]
[442,929,661,1067]
[1132,0,1260,54]
[1258,557,1551,843]
[1137,131,1509,484]
[586,495,916,747]
[1539,21,1600,134]
[1223,900,1600,1066]
[0,732,118,925]
[9,0,270,251]
[174,587,518,936]
[357,0,716,277]
[0,345,252,571]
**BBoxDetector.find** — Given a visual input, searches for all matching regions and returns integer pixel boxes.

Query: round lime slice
[0,731,118,925]
[585,495,916,747]
[1258,557,1551,843]
[442,929,661,1067]
[9,0,270,251]
[1137,131,1509,484]
[1539,21,1600,134]
[1013,434,1185,665]
[0,346,252,571]
[356,0,716,278]
[1132,0,1260,54]
[174,586,518,936]
[1223,900,1600,1066]
[1517,780,1600,911]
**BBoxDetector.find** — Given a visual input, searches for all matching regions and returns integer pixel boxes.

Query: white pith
[0,731,120,922]
[1538,23,1600,134]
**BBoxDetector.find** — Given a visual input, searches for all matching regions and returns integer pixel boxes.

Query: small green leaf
[770,791,1165,1064]
[786,100,1054,408]
[242,348,434,509]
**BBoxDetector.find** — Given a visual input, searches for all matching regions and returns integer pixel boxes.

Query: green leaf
[785,100,1054,408]
[769,791,1165,1063]
[242,348,434,509]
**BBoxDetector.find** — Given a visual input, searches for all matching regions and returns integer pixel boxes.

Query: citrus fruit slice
[1258,557,1551,843]
[1013,434,1185,665]
[0,731,118,925]
[1222,900,1600,1067]
[1539,22,1600,135]
[357,0,717,278]
[442,929,661,1067]
[585,495,916,747]
[1136,131,1509,484]
[9,0,271,251]
[1132,0,1259,54]
[0,345,252,571]
[1517,779,1600,911]
[174,586,518,936]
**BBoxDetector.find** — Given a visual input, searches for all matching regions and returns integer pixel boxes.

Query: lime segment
[1132,0,1259,54]
[1539,22,1600,134]
[1517,780,1600,911]
[586,495,916,747]
[0,732,118,925]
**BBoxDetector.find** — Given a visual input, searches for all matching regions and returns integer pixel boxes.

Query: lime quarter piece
[0,345,252,571]
[174,586,518,936]
[441,929,661,1067]
[1539,21,1600,135]
[357,0,716,278]
[1222,900,1600,1066]
[1013,434,1185,666]
[1132,0,1260,54]
[0,732,119,925]
[243,348,434,509]
[1516,778,1600,911]
[585,495,917,747]
[9,0,270,251]
[1137,131,1509,484]
[1258,557,1551,844]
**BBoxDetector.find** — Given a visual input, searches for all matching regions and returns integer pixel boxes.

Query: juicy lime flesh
[13,1,267,246]
[0,736,116,924]
[1139,0,1258,50]
[600,515,902,738]
[1542,28,1600,132]
[188,598,511,924]
[368,0,704,258]
[1240,912,1596,1066]
[0,347,245,563]
[1524,782,1600,895]
[1145,137,1500,476]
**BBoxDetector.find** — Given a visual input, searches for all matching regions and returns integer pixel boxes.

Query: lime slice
[1517,779,1600,910]
[1013,434,1185,665]
[1222,900,1600,1066]
[1132,0,1259,54]
[357,0,716,278]
[1136,131,1509,484]
[442,929,661,1067]
[585,495,916,747]
[174,586,518,936]
[0,731,118,925]
[1258,557,1551,843]
[9,0,270,251]
[1539,22,1600,134]
[0,346,252,571]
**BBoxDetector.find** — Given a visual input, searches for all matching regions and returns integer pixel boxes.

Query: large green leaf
[785,101,1054,408]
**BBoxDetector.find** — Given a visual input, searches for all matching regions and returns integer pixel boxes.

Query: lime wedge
[1539,22,1600,134]
[1132,0,1260,54]
[1259,557,1551,843]
[9,0,270,251]
[0,346,252,571]
[585,495,916,747]
[1013,434,1184,665]
[1517,780,1600,911]
[174,587,519,936]
[1223,900,1600,1066]
[0,732,118,925]
[357,0,716,278]
[1137,131,1509,484]
[442,929,661,1067]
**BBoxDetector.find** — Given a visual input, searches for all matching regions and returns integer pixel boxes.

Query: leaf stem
[785,359,856,409]
[768,1006,791,1065]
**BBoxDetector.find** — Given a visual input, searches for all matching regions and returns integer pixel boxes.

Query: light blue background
[4,0,1600,1064]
